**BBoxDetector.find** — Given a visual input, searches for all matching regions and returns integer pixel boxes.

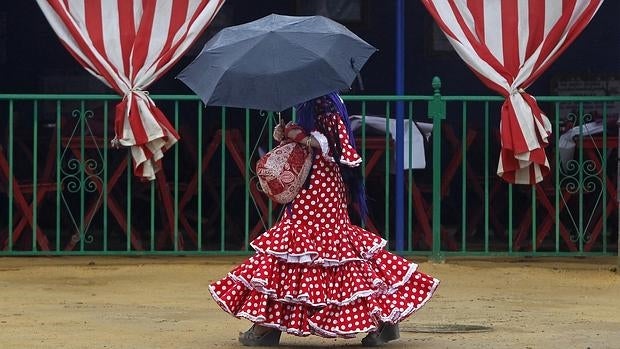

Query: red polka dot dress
[209,98,439,338]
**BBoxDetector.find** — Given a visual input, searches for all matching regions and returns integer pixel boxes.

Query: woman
[209,92,439,346]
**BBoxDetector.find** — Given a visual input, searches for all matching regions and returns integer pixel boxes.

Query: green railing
[1,80,619,258]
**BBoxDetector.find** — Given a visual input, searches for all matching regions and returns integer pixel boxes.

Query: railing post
[428,77,445,261]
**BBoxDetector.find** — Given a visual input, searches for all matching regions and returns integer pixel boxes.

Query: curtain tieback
[509,87,526,96]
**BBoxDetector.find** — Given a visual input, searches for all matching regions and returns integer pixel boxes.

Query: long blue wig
[295,92,368,222]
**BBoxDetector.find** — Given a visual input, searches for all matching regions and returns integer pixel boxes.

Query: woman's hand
[284,121,304,140]
[273,122,284,142]
[283,121,316,148]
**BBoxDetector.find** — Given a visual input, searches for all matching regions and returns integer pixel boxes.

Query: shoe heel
[238,325,281,346]
[379,323,400,342]
[261,330,281,346]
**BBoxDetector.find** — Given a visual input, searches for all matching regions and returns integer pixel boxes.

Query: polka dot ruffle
[209,251,439,337]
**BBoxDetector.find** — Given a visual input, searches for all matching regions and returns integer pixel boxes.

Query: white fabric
[558,121,605,165]
[349,115,432,170]
[310,131,330,157]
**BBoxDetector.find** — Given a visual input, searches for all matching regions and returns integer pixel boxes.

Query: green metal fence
[1,80,619,258]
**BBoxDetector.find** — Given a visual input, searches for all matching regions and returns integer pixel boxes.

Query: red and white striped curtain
[37,0,225,180]
[422,0,603,184]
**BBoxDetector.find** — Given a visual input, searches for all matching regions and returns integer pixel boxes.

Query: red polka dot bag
[256,140,313,204]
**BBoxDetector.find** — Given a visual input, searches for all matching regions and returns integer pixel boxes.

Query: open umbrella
[177,14,377,112]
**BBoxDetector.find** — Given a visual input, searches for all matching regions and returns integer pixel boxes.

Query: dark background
[0,0,618,96]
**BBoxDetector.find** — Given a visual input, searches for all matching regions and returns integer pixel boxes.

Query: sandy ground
[0,256,618,349]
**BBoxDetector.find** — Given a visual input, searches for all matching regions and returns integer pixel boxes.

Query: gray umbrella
[177,14,377,112]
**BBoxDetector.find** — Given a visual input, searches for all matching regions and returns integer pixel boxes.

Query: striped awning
[422,0,603,184]
[37,0,225,180]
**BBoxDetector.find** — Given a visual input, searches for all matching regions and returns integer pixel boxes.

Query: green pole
[428,77,445,261]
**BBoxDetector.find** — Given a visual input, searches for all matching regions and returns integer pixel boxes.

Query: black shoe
[361,322,400,347]
[238,325,282,346]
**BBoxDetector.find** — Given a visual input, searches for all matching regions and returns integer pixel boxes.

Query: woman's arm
[284,122,321,149]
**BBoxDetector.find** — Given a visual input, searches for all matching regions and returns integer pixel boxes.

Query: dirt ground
[0,256,618,349]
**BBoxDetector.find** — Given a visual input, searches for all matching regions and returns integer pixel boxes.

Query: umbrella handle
[351,58,365,91]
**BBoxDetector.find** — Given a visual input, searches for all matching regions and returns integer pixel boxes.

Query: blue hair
[295,92,368,222]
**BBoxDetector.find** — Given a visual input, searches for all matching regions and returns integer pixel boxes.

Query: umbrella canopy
[177,14,377,112]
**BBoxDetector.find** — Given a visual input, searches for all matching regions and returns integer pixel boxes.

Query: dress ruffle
[209,248,439,338]
[314,111,362,167]
[251,218,386,265]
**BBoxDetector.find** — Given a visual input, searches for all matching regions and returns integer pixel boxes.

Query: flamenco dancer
[209,92,439,346]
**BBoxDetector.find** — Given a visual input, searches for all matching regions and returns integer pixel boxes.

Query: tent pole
[394,0,405,252]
